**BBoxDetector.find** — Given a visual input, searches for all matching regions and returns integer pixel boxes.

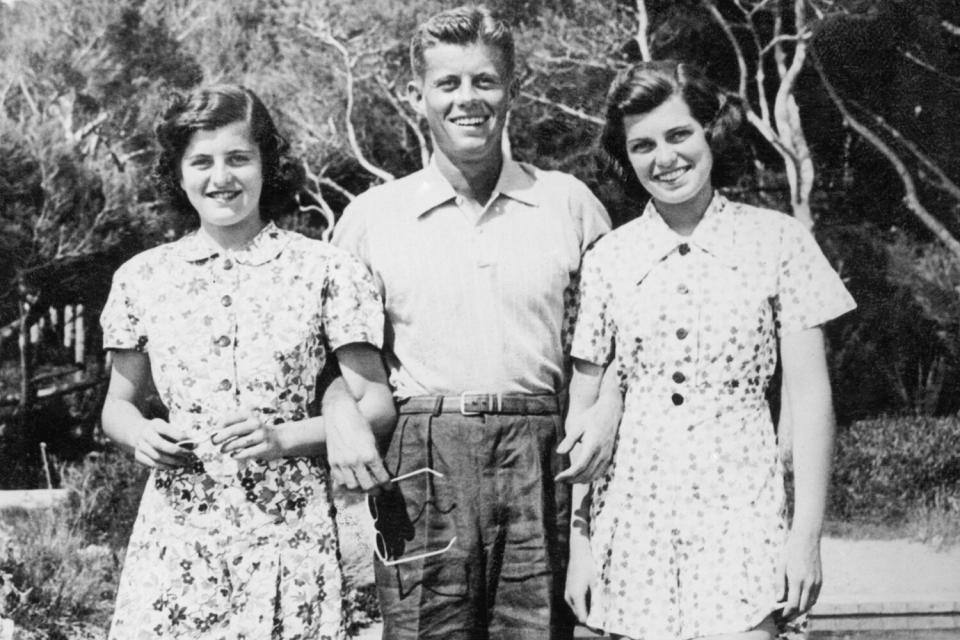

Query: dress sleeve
[322,250,385,352]
[775,218,856,336]
[100,260,149,352]
[570,244,616,367]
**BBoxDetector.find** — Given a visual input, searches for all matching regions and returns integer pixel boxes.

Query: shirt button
[217,379,232,391]
[676,328,688,340]
[223,259,234,270]
[671,393,684,406]
[221,295,232,307]
[214,335,231,348]
[677,284,689,295]
[672,372,685,384]
[678,243,690,256]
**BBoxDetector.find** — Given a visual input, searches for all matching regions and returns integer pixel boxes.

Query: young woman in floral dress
[563,62,856,640]
[100,84,395,639]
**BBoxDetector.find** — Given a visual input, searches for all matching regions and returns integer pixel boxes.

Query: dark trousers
[371,409,574,640]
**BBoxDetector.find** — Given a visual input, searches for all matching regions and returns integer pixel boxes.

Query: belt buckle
[459,391,501,416]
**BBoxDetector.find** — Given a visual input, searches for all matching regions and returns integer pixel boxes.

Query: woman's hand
[215,410,286,461]
[777,529,823,620]
[564,533,596,623]
[131,418,195,469]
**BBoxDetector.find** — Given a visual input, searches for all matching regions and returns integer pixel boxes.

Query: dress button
[218,379,232,391]
[678,243,690,256]
[214,335,231,347]
[223,259,233,270]
[671,393,684,406]
[672,372,685,383]
[676,328,688,340]
[677,284,689,294]
[221,295,232,307]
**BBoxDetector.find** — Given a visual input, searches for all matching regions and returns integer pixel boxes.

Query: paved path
[336,496,960,637]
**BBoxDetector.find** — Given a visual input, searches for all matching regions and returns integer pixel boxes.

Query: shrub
[0,446,146,638]
[830,415,960,525]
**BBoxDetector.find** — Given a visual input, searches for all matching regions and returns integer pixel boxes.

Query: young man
[332,6,616,639]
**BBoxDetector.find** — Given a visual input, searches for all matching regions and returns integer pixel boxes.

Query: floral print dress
[100,223,383,640]
[571,195,855,640]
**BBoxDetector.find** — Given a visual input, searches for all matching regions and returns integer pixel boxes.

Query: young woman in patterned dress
[100,84,395,639]
[563,61,855,640]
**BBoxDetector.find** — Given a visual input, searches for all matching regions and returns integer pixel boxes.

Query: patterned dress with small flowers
[100,222,383,640]
[571,194,855,640]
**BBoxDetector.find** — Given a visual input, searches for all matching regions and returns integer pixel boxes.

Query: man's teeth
[452,117,486,126]
[656,167,688,181]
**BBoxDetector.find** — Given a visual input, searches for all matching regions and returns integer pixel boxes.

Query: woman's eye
[187,157,211,168]
[667,130,691,143]
[227,154,252,166]
[629,142,653,154]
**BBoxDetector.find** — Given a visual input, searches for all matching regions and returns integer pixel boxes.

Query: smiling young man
[332,6,614,639]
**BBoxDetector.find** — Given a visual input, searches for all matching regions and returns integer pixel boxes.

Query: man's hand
[323,386,392,494]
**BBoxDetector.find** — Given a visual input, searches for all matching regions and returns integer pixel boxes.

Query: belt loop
[431,395,444,417]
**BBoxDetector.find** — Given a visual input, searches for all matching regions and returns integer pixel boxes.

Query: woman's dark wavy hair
[600,61,748,199]
[155,84,303,224]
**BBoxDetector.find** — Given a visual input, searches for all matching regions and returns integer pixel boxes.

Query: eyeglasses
[368,467,457,567]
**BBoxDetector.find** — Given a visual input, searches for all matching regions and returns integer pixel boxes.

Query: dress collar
[409,156,539,218]
[631,193,739,282]
[173,221,291,266]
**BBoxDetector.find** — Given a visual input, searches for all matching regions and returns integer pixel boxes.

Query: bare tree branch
[943,20,960,37]
[519,91,604,125]
[635,0,651,61]
[299,21,394,183]
[319,176,356,203]
[897,48,960,91]
[702,1,748,98]
[301,159,338,242]
[810,48,960,261]
[849,100,960,204]
[373,74,430,169]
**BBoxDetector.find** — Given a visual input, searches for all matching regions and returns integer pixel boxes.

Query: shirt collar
[631,192,739,281]
[173,221,290,266]
[409,156,539,218]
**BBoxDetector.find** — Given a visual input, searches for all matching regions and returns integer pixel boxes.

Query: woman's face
[623,94,714,211]
[179,119,264,234]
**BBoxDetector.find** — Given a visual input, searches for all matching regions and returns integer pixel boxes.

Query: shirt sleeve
[321,249,385,352]
[775,217,856,336]
[561,178,613,359]
[570,244,616,367]
[100,259,149,352]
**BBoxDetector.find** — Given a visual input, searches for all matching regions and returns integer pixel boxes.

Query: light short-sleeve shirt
[334,158,611,397]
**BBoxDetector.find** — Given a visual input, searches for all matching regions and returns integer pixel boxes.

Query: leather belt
[398,393,562,416]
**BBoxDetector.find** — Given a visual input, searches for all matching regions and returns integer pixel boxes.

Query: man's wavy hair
[155,84,303,224]
[600,61,748,199]
[410,5,515,80]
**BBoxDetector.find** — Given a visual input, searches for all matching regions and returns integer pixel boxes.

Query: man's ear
[407,79,425,117]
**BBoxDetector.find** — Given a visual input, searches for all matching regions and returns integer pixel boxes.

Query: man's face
[409,42,515,166]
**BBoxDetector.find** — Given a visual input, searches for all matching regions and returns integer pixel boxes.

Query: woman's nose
[654,144,678,166]
[210,159,232,185]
